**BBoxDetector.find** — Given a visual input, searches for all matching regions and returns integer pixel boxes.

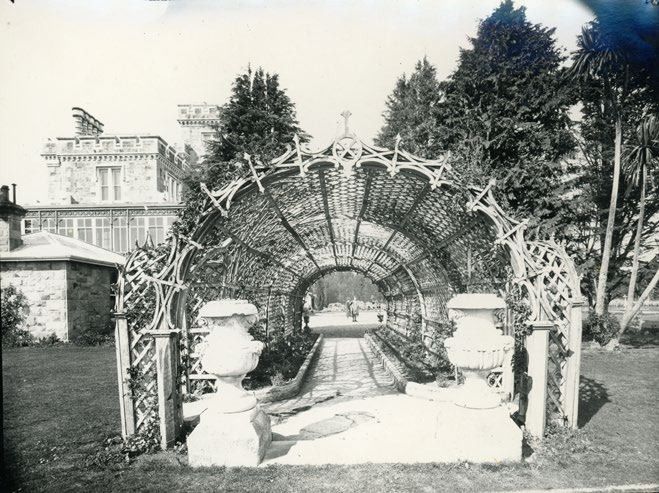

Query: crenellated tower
[177,103,221,164]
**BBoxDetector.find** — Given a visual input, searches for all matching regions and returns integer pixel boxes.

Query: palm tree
[569,23,630,317]
[620,114,659,332]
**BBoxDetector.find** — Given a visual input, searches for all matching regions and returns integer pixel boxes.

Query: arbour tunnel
[115,123,584,448]
[183,136,507,338]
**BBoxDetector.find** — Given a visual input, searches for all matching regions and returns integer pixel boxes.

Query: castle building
[177,103,222,164]
[22,105,220,253]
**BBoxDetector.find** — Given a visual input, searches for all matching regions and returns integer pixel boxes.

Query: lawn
[2,341,659,492]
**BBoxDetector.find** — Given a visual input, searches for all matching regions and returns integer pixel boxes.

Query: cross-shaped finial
[340,110,352,135]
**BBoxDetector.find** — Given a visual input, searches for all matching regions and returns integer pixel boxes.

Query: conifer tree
[209,66,310,165]
[177,66,309,235]
[437,0,575,226]
[375,57,444,159]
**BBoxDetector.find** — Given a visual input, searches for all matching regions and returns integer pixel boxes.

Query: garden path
[263,327,399,418]
[261,320,520,465]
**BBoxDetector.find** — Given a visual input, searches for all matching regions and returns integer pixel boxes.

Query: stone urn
[187,299,272,467]
[197,299,264,414]
[444,294,513,409]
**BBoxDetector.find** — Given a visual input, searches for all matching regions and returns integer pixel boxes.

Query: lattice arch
[114,123,584,448]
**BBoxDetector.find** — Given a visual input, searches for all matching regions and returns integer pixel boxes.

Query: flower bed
[370,323,457,384]
[365,330,433,388]
[254,334,323,403]
[243,327,319,391]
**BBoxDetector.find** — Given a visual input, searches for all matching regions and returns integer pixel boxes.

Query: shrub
[1,285,33,347]
[122,411,160,456]
[583,311,620,346]
[71,324,115,346]
[33,333,63,347]
[244,324,317,390]
[380,319,456,378]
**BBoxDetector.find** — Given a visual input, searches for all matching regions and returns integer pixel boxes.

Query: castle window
[113,217,128,252]
[95,217,111,249]
[42,218,57,233]
[166,175,180,202]
[148,217,165,244]
[59,218,75,238]
[23,219,37,234]
[76,218,93,243]
[129,216,147,247]
[98,167,122,202]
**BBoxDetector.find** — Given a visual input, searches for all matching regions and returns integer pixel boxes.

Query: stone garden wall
[0,261,69,340]
[66,261,116,338]
[0,260,116,341]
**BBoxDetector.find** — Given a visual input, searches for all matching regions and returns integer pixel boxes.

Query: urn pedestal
[444,294,514,409]
[187,300,272,468]
[442,294,522,461]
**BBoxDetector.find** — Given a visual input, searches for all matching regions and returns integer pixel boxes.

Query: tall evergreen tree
[375,57,444,159]
[209,66,310,165]
[376,2,575,229]
[437,0,575,228]
[176,66,309,235]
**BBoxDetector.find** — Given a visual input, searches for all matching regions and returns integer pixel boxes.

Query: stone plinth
[187,299,272,467]
[187,404,272,467]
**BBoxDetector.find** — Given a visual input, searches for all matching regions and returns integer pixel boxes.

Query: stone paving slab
[261,334,521,465]
[262,393,521,465]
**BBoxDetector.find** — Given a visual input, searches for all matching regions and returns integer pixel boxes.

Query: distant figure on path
[377,303,384,323]
[350,298,359,322]
[302,292,313,330]
[345,299,351,319]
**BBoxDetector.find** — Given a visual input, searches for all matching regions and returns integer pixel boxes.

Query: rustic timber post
[114,311,136,438]
[501,348,515,401]
[501,309,515,401]
[151,328,183,449]
[525,320,553,437]
[564,297,585,428]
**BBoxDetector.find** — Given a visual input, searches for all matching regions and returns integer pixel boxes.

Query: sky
[0,0,598,204]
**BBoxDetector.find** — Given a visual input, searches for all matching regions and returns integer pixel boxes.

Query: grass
[3,335,659,492]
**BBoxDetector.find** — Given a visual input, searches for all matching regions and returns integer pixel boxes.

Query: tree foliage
[436,0,575,228]
[1,284,32,347]
[375,57,444,159]
[377,1,576,233]
[176,66,309,236]
[568,20,659,309]
[311,272,384,309]
[208,66,310,165]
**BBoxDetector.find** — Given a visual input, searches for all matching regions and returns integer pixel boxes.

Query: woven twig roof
[115,122,584,435]
[191,134,512,298]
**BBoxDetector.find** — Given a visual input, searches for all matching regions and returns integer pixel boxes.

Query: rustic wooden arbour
[114,121,584,448]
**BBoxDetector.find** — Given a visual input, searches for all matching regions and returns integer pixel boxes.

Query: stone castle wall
[177,103,221,159]
[43,136,187,205]
[0,260,116,341]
